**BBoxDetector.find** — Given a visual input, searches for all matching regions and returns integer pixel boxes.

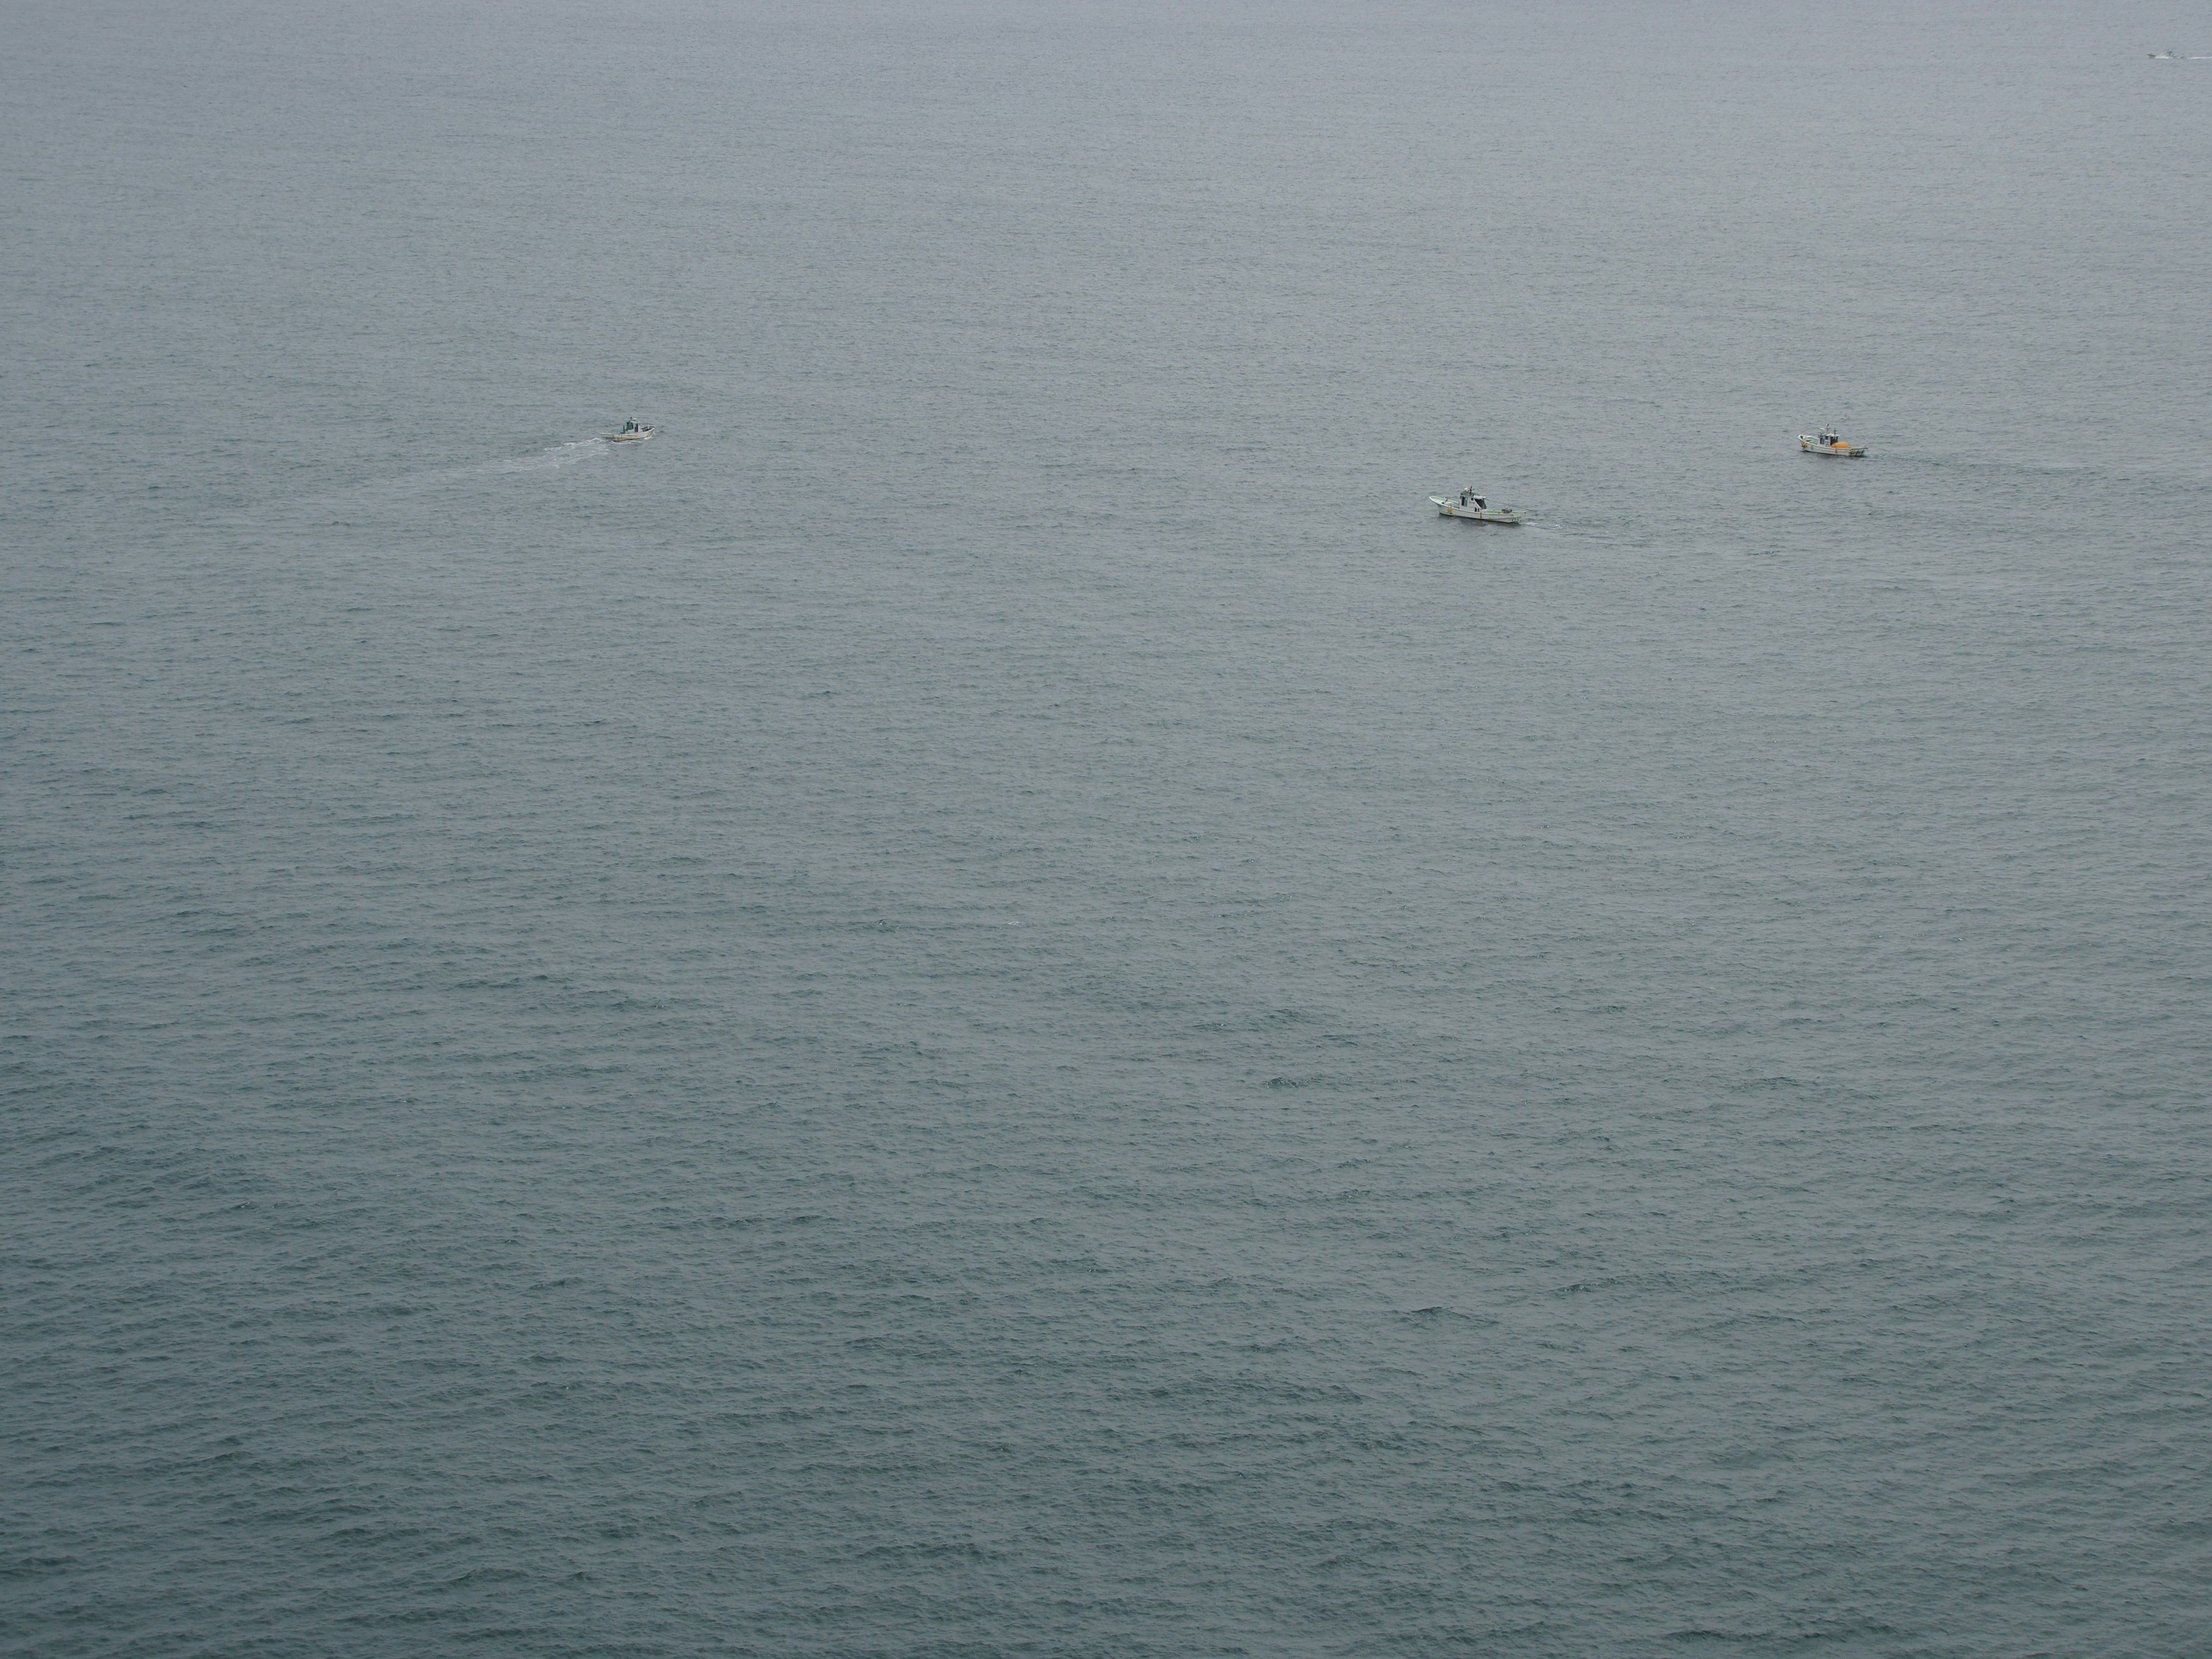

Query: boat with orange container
[1799,429,1866,457]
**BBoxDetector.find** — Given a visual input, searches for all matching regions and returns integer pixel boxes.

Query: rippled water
[6,2,2211,1653]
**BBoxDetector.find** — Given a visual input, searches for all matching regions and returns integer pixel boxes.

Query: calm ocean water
[5,1,2210,1653]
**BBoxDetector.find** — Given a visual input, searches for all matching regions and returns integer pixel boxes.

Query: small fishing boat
[606,420,656,443]
[1430,490,1526,524]
[1799,430,1865,457]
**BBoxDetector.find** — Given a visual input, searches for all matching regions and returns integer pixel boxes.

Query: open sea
[5,1,2211,1653]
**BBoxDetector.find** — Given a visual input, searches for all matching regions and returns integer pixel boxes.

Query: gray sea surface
[6,1,2211,1653]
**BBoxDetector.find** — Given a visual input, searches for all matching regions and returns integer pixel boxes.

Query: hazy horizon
[6,2,2210,1653]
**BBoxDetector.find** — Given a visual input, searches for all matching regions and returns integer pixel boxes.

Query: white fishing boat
[1799,429,1865,457]
[606,421,656,443]
[1430,490,1525,525]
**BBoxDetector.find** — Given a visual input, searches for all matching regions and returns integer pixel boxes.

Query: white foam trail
[286,437,612,514]
[494,440,609,475]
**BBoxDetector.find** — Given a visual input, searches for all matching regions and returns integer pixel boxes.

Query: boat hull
[1430,496,1525,524]
[1798,438,1864,457]
[605,430,655,443]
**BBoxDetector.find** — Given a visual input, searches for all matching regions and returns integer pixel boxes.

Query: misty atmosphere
[5,2,2210,1653]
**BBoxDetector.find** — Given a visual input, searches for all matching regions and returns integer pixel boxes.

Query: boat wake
[494,439,610,475]
[277,437,613,522]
